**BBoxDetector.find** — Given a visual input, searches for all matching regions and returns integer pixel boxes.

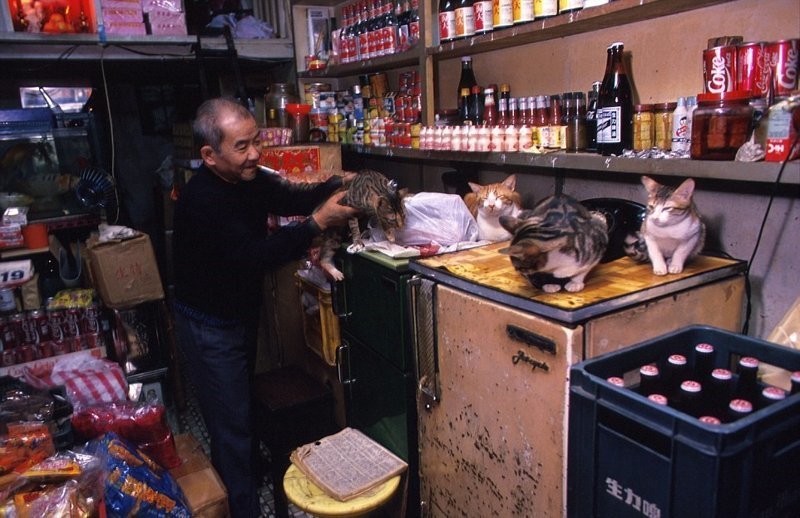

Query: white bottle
[441,126,453,151]
[671,96,690,154]
[452,126,463,151]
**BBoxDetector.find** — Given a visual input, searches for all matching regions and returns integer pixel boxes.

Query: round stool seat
[283,463,401,518]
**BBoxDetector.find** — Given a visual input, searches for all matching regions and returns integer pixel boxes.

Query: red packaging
[767,39,799,98]
[704,45,737,94]
[47,308,66,342]
[737,42,769,97]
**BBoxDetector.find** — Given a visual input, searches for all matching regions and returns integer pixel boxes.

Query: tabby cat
[463,174,523,242]
[318,169,407,281]
[624,176,706,275]
[499,195,608,293]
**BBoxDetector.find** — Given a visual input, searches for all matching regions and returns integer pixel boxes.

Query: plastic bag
[72,401,180,469]
[85,433,191,517]
[393,192,479,247]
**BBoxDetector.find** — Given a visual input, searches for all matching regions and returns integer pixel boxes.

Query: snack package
[72,401,180,469]
[85,433,191,517]
[21,357,127,411]
[0,422,55,477]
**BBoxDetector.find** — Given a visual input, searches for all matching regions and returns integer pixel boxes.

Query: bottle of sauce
[585,81,601,152]
[596,42,634,156]
[508,97,519,128]
[454,0,475,39]
[483,86,498,126]
[438,0,457,43]
[473,0,493,34]
[497,98,508,127]
[469,85,483,125]
[459,87,472,125]
[457,56,478,112]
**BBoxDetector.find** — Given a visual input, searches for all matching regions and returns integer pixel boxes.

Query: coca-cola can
[21,312,39,345]
[15,344,36,364]
[39,340,54,358]
[47,308,66,343]
[51,340,70,356]
[737,42,769,97]
[30,309,50,343]
[767,39,799,98]
[703,45,737,94]
[65,308,81,337]
[0,316,16,350]
[9,313,26,348]
[83,304,101,334]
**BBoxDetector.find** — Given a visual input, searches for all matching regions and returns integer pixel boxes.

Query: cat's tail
[623,231,649,263]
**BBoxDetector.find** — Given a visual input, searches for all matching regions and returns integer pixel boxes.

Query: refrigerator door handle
[409,275,440,409]
[336,341,355,386]
[330,263,351,319]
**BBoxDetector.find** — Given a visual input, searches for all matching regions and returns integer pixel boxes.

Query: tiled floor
[172,369,313,518]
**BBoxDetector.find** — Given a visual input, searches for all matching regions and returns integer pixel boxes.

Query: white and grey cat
[463,174,523,242]
[624,176,706,275]
[500,195,609,293]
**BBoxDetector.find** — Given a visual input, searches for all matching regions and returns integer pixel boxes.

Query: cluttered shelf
[343,145,800,185]
[298,49,421,79]
[427,0,735,60]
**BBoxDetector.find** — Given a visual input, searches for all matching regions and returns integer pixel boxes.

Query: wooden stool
[283,463,401,518]
[253,366,337,518]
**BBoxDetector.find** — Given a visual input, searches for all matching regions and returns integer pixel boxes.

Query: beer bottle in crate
[636,364,662,397]
[692,342,716,380]
[662,353,689,400]
[756,386,787,411]
[726,398,753,423]
[675,380,704,417]
[707,368,734,416]
[734,356,761,402]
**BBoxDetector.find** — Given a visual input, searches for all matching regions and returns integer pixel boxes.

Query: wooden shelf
[343,145,800,185]
[427,0,735,60]
[0,32,294,61]
[298,49,421,79]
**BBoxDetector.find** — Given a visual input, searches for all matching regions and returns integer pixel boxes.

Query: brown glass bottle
[637,364,661,397]
[585,81,601,152]
[457,56,478,112]
[596,41,634,156]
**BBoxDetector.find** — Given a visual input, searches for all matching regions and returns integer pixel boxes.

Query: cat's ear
[641,176,660,194]
[502,175,517,191]
[468,182,482,193]
[499,214,521,234]
[673,178,696,202]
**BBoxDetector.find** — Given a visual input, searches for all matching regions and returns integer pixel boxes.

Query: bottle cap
[640,364,659,377]
[739,356,760,369]
[606,376,625,387]
[792,371,800,383]
[668,354,687,366]
[729,399,753,414]
[471,85,481,94]
[695,343,715,354]
[698,416,721,425]
[500,84,510,93]
[680,380,702,393]
[608,41,624,50]
[711,368,733,381]
[761,386,786,401]
[462,55,472,63]
[647,394,668,405]
[461,88,470,96]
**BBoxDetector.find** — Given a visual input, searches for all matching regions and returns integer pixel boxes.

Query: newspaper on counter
[289,427,407,501]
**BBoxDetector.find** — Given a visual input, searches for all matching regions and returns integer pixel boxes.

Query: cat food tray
[410,241,746,324]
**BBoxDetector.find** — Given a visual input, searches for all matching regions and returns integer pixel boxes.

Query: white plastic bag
[394,192,479,246]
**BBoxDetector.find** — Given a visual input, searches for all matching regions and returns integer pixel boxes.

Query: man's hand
[312,191,360,230]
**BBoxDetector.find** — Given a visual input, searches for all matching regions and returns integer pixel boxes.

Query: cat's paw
[542,284,562,293]
[651,264,668,275]
[564,281,585,292]
[347,242,365,254]
[668,263,685,274]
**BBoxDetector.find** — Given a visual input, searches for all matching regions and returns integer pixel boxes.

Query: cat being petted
[317,169,407,281]
[624,176,706,275]
[463,174,523,241]
[500,195,608,293]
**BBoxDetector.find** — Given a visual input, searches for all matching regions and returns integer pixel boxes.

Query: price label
[0,260,33,288]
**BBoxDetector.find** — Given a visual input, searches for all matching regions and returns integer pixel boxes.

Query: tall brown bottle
[596,42,633,156]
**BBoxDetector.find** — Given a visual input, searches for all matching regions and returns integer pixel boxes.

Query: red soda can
[39,340,54,358]
[65,308,81,337]
[30,309,50,343]
[703,45,737,94]
[83,304,101,334]
[69,335,84,353]
[21,312,39,345]
[1,347,16,367]
[15,344,37,364]
[9,313,26,347]
[767,39,799,98]
[52,340,70,356]
[0,316,16,350]
[47,308,66,342]
[83,332,101,350]
[737,41,768,97]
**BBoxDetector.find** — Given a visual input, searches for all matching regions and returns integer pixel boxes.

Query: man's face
[204,112,261,183]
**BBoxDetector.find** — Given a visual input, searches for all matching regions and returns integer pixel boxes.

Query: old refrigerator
[408,242,746,517]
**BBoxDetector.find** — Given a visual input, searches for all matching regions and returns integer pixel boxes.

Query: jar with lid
[632,104,654,151]
[265,83,300,129]
[690,90,754,160]
[654,102,676,151]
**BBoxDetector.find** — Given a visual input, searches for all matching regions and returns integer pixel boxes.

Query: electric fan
[74,167,119,223]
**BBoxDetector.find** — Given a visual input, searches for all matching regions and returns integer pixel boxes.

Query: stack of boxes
[100,0,186,36]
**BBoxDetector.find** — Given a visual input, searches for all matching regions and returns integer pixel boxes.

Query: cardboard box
[170,434,229,518]
[258,144,342,175]
[86,233,164,309]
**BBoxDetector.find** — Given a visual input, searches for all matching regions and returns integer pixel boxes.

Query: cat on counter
[624,176,706,275]
[318,169,407,281]
[499,194,608,293]
[463,174,523,242]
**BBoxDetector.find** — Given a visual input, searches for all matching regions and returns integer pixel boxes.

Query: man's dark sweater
[173,165,342,321]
